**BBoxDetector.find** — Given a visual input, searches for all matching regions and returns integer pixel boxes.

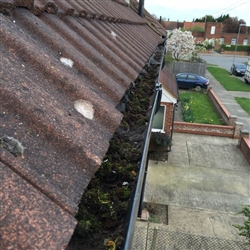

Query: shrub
[152,132,172,147]
[233,205,250,245]
[221,44,250,52]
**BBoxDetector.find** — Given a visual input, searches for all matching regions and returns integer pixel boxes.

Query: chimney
[159,16,162,23]
[138,0,144,17]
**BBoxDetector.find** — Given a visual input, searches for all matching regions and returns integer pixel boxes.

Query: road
[199,52,249,72]
[199,52,249,82]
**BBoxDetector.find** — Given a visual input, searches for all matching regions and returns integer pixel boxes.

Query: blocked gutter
[123,39,166,250]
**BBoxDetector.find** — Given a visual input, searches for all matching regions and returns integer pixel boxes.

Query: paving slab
[142,133,249,247]
[168,206,246,241]
[144,161,249,213]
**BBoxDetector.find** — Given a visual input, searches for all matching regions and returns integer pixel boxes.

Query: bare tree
[222,17,247,33]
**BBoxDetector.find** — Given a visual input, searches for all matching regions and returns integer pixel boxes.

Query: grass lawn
[180,91,222,125]
[234,97,250,115]
[207,65,250,92]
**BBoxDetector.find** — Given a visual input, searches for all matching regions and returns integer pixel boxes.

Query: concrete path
[133,133,249,249]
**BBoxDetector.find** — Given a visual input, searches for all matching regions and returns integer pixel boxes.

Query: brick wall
[162,102,174,136]
[172,87,243,139]
[173,122,235,137]
[238,131,250,165]
[192,22,250,46]
[207,88,231,125]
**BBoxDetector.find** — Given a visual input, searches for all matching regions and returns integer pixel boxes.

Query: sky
[144,0,250,25]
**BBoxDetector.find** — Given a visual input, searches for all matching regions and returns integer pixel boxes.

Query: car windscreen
[237,64,246,69]
[199,76,207,81]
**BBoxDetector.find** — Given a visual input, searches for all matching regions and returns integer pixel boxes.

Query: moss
[69,43,164,250]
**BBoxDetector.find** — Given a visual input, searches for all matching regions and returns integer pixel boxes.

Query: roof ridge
[0,0,146,25]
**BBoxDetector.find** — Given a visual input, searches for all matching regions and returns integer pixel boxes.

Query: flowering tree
[166,28,195,61]
[202,38,221,50]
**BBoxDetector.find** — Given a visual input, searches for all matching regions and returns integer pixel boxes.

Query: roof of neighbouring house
[183,21,205,30]
[161,20,184,30]
[160,66,179,101]
[0,0,166,249]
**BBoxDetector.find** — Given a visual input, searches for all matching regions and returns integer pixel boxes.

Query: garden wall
[173,122,235,137]
[173,87,243,139]
[207,88,237,126]
[238,131,250,165]
[168,62,207,77]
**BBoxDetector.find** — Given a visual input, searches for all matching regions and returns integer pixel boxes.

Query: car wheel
[194,85,202,91]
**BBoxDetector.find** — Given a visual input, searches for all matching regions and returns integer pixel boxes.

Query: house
[152,67,179,136]
[0,0,177,249]
[183,21,250,47]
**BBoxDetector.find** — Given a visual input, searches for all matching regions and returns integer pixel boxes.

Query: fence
[132,227,249,250]
[167,62,206,76]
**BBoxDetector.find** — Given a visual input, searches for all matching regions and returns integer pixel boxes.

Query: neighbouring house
[183,21,250,47]
[0,0,177,249]
[152,67,178,136]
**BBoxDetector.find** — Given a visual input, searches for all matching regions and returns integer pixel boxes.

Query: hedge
[221,44,250,52]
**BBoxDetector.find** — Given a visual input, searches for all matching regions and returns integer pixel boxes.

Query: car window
[187,75,197,80]
[177,74,187,79]
[237,64,246,69]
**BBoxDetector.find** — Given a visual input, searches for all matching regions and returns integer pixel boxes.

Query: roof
[183,21,205,30]
[160,66,179,100]
[129,0,166,36]
[161,20,184,31]
[0,0,166,249]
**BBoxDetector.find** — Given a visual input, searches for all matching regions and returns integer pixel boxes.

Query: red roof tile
[161,20,184,30]
[129,0,167,36]
[160,66,179,99]
[183,21,205,30]
[0,0,166,249]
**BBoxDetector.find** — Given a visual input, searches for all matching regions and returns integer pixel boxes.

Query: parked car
[230,63,246,76]
[175,73,209,91]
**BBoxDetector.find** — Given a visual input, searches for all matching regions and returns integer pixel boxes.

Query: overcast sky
[144,0,250,25]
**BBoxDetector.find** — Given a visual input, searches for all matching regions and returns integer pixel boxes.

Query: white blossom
[166,28,195,61]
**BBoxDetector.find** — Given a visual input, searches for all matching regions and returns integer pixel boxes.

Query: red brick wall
[173,122,235,137]
[207,88,230,125]
[238,137,250,165]
[162,102,174,136]
[219,33,250,45]
[204,22,222,38]
[193,22,250,45]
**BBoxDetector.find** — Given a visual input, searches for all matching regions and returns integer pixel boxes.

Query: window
[178,74,187,79]
[220,38,224,44]
[152,106,166,130]
[187,75,197,80]
[231,38,236,45]
[243,39,248,45]
[210,26,215,34]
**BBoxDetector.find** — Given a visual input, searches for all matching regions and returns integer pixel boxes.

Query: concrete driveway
[144,133,249,242]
